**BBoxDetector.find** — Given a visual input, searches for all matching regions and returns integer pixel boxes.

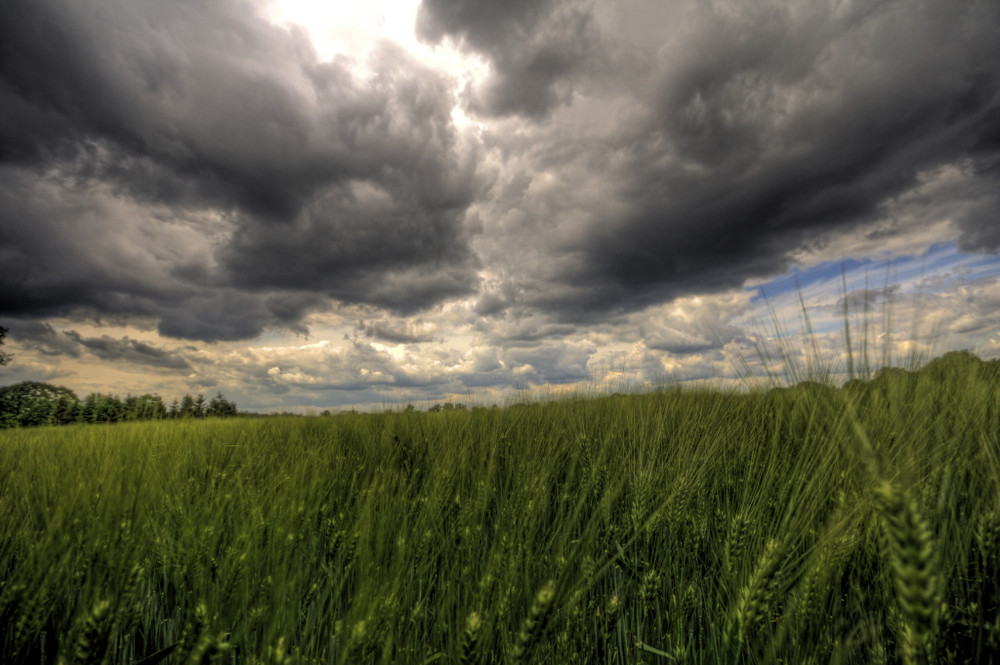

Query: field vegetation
[1,351,999,664]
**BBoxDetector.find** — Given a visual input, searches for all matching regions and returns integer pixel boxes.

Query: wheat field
[1,351,999,664]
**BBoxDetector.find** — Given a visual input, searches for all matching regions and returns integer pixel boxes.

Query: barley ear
[67,598,113,665]
[459,611,482,665]
[177,601,208,660]
[187,631,233,665]
[725,539,783,649]
[511,580,556,663]
[977,510,1000,565]
[874,480,941,665]
[724,512,752,579]
[630,470,654,535]
[263,636,293,665]
[115,561,146,635]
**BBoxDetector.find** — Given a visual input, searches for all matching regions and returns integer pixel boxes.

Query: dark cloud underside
[1,0,481,340]
[417,0,595,118]
[2,0,998,348]
[10,321,190,370]
[465,0,1000,320]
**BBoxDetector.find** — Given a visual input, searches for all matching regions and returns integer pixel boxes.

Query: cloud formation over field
[2,0,999,409]
[1,0,481,340]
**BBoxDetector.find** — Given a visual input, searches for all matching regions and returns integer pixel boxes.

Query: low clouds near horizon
[2,0,999,409]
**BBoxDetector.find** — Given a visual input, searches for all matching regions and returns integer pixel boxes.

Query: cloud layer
[1,0,482,340]
[2,0,999,409]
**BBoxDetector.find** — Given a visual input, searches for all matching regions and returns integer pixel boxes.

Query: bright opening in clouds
[2,0,999,411]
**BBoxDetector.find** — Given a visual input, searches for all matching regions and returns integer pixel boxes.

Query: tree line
[0,381,238,429]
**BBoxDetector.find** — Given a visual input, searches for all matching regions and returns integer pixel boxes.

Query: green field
[2,351,999,664]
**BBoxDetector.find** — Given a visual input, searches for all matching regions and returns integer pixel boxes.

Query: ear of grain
[977,510,1000,565]
[187,631,233,665]
[459,611,481,665]
[68,598,113,665]
[874,480,941,665]
[725,538,783,649]
[724,513,752,579]
[177,601,208,661]
[511,580,556,663]
[794,528,857,629]
[259,636,292,665]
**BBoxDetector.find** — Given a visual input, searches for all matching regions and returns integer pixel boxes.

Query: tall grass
[1,350,999,663]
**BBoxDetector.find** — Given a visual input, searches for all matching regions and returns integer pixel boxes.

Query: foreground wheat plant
[875,480,941,665]
[512,580,556,663]
[725,538,784,651]
[63,599,112,665]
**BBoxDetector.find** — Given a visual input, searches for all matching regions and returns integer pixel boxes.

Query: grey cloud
[1,0,481,339]
[154,291,321,342]
[8,321,83,357]
[4,0,999,360]
[68,333,191,370]
[953,177,1000,252]
[417,0,596,118]
[8,320,190,370]
[0,167,170,319]
[644,337,717,356]
[0,168,319,342]
[502,342,593,384]
[479,312,580,345]
[481,0,1000,322]
[256,341,452,397]
[837,285,902,311]
[357,319,436,344]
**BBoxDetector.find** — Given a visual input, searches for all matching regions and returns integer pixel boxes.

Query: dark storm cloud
[9,321,190,370]
[416,0,595,118]
[0,0,481,340]
[357,320,435,344]
[4,0,999,356]
[489,0,1000,321]
[10,322,84,358]
[68,333,191,370]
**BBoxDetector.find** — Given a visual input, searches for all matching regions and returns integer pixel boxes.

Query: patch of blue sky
[748,258,868,303]
[748,242,1000,304]
[740,243,1000,343]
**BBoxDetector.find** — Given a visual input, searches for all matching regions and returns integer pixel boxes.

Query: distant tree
[55,392,80,424]
[179,394,195,418]
[193,393,207,418]
[83,393,124,423]
[0,381,79,428]
[206,392,237,417]
[124,394,166,421]
[124,395,140,421]
[79,393,98,423]
[168,398,180,418]
[0,326,10,366]
[143,394,167,420]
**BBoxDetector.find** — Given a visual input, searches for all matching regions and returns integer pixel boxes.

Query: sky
[2,0,999,412]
